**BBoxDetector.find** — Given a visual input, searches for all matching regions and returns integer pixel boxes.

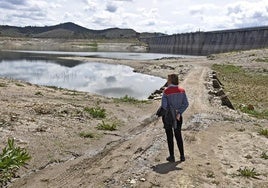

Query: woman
[160,74,189,162]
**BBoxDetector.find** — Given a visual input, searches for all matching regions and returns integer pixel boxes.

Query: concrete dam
[141,26,268,56]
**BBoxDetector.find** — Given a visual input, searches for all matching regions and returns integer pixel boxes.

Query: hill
[0,22,165,39]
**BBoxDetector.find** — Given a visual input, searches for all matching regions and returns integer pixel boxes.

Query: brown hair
[168,74,179,85]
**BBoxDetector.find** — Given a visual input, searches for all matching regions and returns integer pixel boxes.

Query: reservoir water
[0,50,176,99]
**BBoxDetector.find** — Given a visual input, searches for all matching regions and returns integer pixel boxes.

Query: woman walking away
[157,74,189,162]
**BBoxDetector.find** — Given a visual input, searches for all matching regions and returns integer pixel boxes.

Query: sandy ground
[0,49,268,188]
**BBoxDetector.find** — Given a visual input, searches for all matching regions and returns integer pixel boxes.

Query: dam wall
[141,26,268,55]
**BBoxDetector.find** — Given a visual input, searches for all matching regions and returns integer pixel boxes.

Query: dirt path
[6,56,268,188]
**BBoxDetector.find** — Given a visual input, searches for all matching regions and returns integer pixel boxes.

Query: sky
[1,0,268,34]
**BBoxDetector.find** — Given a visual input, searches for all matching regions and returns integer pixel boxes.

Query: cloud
[227,5,242,15]
[114,0,133,1]
[146,21,156,26]
[1,0,268,34]
[84,0,98,12]
[7,0,27,5]
[189,4,219,16]
[92,15,112,27]
[184,1,268,32]
[105,76,117,83]
[106,3,117,12]
[13,11,46,20]
[225,1,268,28]
[0,0,27,9]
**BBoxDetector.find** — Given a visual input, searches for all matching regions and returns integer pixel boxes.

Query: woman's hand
[176,113,181,121]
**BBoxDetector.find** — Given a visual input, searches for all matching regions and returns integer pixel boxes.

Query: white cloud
[0,0,268,34]
[106,3,117,13]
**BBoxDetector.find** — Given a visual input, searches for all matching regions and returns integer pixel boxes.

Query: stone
[247,104,254,111]
[212,79,221,89]
[130,179,136,184]
[140,178,146,182]
[216,89,225,96]
[221,95,235,109]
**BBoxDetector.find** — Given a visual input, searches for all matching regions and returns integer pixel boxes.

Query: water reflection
[0,56,166,99]
[0,51,83,67]
[3,50,190,60]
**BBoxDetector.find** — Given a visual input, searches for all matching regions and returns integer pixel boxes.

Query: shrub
[237,167,260,178]
[97,120,117,131]
[15,83,24,87]
[0,119,10,128]
[258,128,268,138]
[206,171,215,178]
[260,151,268,159]
[0,138,31,186]
[84,106,106,118]
[35,91,43,96]
[240,106,268,119]
[79,132,95,138]
[115,95,147,104]
[0,83,7,87]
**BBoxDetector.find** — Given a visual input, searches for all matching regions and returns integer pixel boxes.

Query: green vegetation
[35,91,43,96]
[84,106,106,118]
[0,138,31,186]
[46,85,63,90]
[237,167,260,178]
[212,64,268,119]
[0,119,10,128]
[0,83,7,87]
[79,131,95,138]
[258,128,268,138]
[255,58,268,63]
[206,171,215,178]
[15,83,24,87]
[87,42,98,48]
[240,106,268,119]
[97,120,117,131]
[114,95,148,104]
[260,151,268,159]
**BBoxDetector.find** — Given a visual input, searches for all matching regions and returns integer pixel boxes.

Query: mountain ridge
[0,22,166,39]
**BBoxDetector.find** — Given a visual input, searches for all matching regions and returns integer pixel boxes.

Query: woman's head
[168,74,179,85]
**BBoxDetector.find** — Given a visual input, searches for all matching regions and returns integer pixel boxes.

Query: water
[0,51,167,99]
[7,50,190,60]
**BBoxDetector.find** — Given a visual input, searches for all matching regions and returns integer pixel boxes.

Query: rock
[148,95,154,100]
[154,89,162,95]
[216,89,225,96]
[221,95,235,109]
[130,179,136,184]
[207,54,216,60]
[160,64,175,70]
[247,104,254,110]
[212,79,221,89]
[212,74,217,79]
[140,178,146,182]
[208,90,216,95]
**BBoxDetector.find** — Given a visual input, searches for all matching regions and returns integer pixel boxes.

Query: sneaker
[180,156,185,162]
[166,156,175,162]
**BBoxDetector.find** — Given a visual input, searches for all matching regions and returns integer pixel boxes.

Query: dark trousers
[165,116,184,158]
